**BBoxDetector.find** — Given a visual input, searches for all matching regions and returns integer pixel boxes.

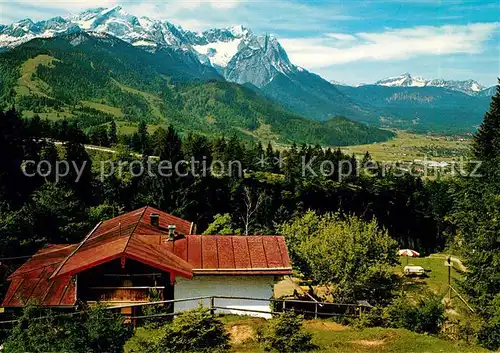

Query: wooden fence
[106,295,372,320]
[0,295,372,327]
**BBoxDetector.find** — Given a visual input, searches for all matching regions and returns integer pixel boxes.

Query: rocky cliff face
[224,34,296,87]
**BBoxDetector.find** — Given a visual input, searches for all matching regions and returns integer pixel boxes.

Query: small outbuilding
[2,206,292,318]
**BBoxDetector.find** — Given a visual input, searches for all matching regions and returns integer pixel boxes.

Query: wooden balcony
[85,286,165,303]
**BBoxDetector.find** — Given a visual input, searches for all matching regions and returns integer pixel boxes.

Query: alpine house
[2,206,292,318]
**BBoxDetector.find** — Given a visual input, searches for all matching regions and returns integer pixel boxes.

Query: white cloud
[209,0,240,9]
[0,0,119,23]
[125,1,241,30]
[0,0,240,25]
[326,33,357,41]
[280,23,499,69]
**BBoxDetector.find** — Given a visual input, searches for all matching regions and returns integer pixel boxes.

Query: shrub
[385,295,445,334]
[142,288,172,328]
[441,319,477,344]
[258,311,315,353]
[477,315,500,351]
[413,296,445,334]
[3,303,133,353]
[355,306,385,328]
[84,305,134,353]
[154,306,229,353]
[3,305,86,353]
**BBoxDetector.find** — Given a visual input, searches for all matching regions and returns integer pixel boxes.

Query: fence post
[282,300,286,312]
[210,296,215,315]
[314,302,318,319]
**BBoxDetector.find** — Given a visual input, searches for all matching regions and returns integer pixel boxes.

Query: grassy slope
[15,54,57,97]
[399,255,463,297]
[126,316,485,353]
[80,100,124,118]
[398,254,476,321]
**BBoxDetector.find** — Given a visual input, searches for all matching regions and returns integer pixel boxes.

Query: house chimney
[168,225,176,241]
[150,213,160,228]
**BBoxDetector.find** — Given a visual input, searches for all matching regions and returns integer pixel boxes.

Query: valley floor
[341,131,470,162]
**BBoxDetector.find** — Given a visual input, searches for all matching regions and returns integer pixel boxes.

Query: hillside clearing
[16,55,58,97]
[80,100,124,118]
[111,78,165,120]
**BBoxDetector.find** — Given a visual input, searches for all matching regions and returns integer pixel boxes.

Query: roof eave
[50,253,194,280]
[193,267,292,276]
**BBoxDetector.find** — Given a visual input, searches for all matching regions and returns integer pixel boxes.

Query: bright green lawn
[398,254,475,319]
[399,255,463,296]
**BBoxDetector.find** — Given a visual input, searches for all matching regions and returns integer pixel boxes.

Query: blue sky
[1,0,499,86]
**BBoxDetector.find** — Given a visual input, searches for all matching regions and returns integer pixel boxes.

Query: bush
[355,306,385,328]
[477,316,500,351]
[142,288,172,328]
[153,306,229,353]
[385,295,445,334]
[258,311,315,353]
[3,303,133,353]
[441,319,477,344]
[84,305,134,353]
[3,305,86,353]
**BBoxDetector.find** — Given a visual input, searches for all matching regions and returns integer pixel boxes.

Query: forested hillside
[0,32,394,146]
[334,84,491,133]
[261,69,387,124]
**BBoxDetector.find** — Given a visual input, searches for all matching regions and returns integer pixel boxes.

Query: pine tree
[151,125,183,163]
[283,143,300,182]
[62,141,93,205]
[451,81,500,350]
[0,109,34,206]
[472,82,500,161]
[26,115,42,137]
[108,120,118,145]
[361,151,372,167]
[136,121,150,155]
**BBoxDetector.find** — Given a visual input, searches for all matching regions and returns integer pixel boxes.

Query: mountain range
[335,73,492,97]
[0,5,497,136]
[371,73,487,96]
[0,31,395,146]
[0,6,298,88]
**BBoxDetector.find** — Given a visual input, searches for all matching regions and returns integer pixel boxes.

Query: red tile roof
[2,207,292,308]
[49,207,194,280]
[3,245,77,307]
[180,235,292,275]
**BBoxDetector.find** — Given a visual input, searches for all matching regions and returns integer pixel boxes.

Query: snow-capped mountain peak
[375,73,414,87]
[373,73,485,95]
[228,25,249,37]
[426,78,485,94]
[188,26,253,68]
[330,79,349,86]
[0,5,298,88]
